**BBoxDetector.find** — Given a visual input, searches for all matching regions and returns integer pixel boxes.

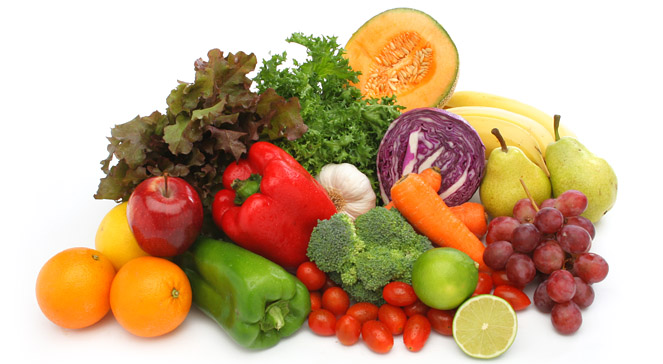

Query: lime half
[452,295,518,359]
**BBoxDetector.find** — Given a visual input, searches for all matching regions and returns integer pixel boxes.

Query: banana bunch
[445,91,575,176]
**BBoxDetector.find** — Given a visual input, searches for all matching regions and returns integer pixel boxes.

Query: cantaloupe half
[345,8,459,111]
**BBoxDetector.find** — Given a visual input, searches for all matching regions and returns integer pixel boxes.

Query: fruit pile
[36,174,201,337]
[34,6,617,361]
[483,189,608,334]
[35,247,192,337]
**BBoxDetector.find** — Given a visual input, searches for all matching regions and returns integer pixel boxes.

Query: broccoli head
[306,207,433,304]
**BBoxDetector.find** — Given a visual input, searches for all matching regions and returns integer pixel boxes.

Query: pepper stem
[231,174,262,205]
[260,301,289,332]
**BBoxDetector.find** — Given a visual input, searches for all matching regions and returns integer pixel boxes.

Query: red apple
[127,174,203,257]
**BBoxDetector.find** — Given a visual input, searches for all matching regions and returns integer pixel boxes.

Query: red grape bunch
[483,190,609,334]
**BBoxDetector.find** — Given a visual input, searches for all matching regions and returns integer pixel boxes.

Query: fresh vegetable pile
[35,7,616,360]
[254,33,403,194]
[93,49,306,216]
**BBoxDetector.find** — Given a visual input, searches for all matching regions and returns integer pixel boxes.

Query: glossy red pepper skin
[212,142,337,270]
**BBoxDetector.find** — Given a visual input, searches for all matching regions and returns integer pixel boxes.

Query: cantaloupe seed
[364,31,433,98]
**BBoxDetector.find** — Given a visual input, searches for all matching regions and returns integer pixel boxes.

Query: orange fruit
[110,256,192,337]
[35,247,116,329]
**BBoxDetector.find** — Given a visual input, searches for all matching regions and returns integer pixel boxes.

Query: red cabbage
[377,108,485,206]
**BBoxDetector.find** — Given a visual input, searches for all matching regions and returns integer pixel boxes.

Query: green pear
[546,115,617,223]
[480,128,552,218]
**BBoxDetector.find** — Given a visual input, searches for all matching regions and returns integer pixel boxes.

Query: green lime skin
[411,247,479,310]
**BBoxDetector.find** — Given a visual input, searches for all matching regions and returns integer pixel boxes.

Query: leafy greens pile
[94,50,306,209]
[254,33,403,192]
[95,33,403,215]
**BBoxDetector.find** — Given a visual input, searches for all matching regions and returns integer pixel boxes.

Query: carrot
[391,173,490,272]
[417,166,443,192]
[449,202,488,238]
[385,167,442,210]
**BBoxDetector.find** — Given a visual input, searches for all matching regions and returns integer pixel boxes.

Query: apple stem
[491,128,508,153]
[163,172,170,197]
[519,178,540,212]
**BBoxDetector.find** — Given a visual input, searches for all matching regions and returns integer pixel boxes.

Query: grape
[573,253,609,284]
[540,198,556,208]
[532,240,565,274]
[512,198,537,223]
[483,240,514,271]
[533,280,555,313]
[534,207,564,234]
[546,270,576,303]
[553,190,588,217]
[565,216,596,239]
[551,301,582,334]
[511,223,541,253]
[572,277,595,309]
[557,225,592,255]
[486,216,520,244]
[505,253,537,286]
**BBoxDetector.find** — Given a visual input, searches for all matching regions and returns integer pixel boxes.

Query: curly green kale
[253,33,403,194]
[307,207,433,304]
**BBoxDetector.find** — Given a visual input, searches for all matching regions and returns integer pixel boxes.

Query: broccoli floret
[306,213,364,273]
[307,207,433,304]
[355,206,412,247]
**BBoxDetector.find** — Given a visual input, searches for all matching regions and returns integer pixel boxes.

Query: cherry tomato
[361,320,394,354]
[321,277,339,292]
[493,285,531,311]
[310,291,322,311]
[403,314,432,352]
[321,287,350,316]
[403,299,429,317]
[296,262,327,291]
[426,308,455,336]
[336,314,361,346]
[308,309,336,336]
[377,304,407,335]
[472,272,494,296]
[491,270,524,289]
[346,302,379,324]
[382,281,417,307]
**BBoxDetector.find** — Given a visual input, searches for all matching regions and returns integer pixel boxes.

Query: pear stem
[519,178,540,212]
[553,115,561,141]
[491,128,508,153]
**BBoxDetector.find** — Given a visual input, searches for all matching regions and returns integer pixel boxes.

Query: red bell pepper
[212,142,337,270]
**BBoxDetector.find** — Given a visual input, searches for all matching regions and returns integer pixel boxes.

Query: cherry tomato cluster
[296,260,531,354]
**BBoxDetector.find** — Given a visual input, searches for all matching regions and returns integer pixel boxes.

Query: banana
[447,106,555,156]
[461,114,550,176]
[445,90,575,138]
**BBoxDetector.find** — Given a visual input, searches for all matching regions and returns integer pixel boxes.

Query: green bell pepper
[178,237,310,350]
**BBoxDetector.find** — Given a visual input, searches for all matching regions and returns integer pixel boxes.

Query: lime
[95,202,149,270]
[411,247,478,310]
[452,294,518,359]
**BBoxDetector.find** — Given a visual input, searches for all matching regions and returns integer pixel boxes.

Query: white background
[2,0,661,362]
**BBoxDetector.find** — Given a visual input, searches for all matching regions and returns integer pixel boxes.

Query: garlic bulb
[316,163,376,219]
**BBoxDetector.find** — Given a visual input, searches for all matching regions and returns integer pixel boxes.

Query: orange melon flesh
[345,8,459,111]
